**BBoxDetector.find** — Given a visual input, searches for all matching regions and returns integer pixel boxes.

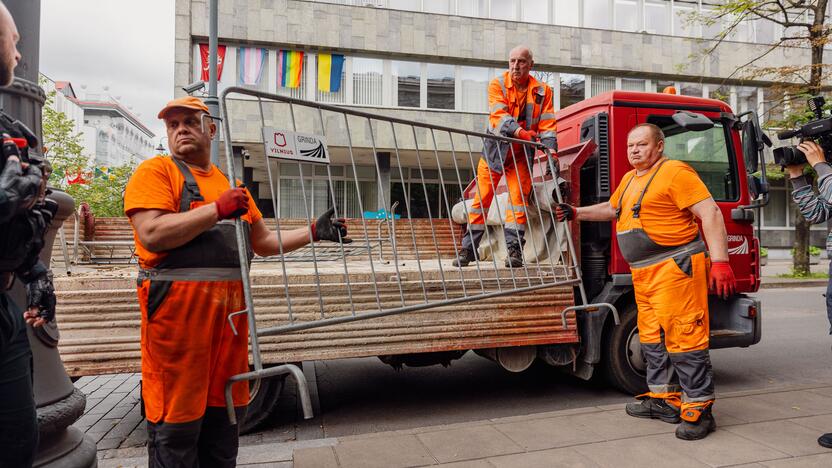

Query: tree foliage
[40,78,137,217]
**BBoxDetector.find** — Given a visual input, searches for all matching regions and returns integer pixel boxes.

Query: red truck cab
[553,90,763,393]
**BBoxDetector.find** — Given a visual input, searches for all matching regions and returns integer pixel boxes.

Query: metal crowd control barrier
[218,87,616,424]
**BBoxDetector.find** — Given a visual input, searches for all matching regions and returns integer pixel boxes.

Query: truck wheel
[239,374,286,435]
[602,302,649,395]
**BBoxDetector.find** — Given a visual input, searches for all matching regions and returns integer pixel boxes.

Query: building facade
[41,74,156,167]
[174,0,827,247]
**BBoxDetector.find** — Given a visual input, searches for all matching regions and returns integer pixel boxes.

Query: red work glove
[215,187,249,220]
[554,203,576,222]
[709,261,736,299]
[516,128,538,142]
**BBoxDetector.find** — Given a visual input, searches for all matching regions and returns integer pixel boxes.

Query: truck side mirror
[742,122,760,174]
[672,111,714,131]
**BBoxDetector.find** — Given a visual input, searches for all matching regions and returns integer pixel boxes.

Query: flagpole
[207,0,220,166]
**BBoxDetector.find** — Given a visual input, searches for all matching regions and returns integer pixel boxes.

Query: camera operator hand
[798,141,826,168]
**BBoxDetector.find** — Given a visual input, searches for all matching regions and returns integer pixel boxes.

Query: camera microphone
[777,128,801,140]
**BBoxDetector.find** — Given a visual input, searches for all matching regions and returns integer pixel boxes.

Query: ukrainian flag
[317,53,345,93]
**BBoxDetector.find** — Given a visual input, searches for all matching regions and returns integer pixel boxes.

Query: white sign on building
[262,128,330,164]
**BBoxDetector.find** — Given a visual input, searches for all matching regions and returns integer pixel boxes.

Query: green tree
[40,78,137,217]
[689,0,830,276]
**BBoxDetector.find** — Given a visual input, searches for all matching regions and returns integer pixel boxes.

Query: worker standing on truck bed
[124,96,350,467]
[454,45,557,269]
[555,123,736,441]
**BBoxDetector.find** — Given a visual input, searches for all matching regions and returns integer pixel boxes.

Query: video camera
[773,96,832,167]
[0,109,40,172]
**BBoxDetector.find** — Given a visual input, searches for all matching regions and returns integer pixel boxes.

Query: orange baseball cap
[157,96,210,119]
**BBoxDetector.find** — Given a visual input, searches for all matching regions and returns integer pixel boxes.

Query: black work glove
[554,203,576,221]
[25,270,56,324]
[311,207,352,243]
[0,157,43,217]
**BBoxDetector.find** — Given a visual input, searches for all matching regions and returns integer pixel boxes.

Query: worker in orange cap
[454,45,557,269]
[555,123,736,441]
[124,96,351,467]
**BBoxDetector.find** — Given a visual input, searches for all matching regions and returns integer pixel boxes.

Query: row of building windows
[196,45,775,118]
[312,0,804,44]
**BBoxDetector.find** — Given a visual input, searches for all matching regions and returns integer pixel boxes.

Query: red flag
[66,169,89,185]
[199,44,227,81]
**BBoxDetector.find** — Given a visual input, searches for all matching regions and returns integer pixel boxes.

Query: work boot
[676,406,716,440]
[625,398,681,424]
[505,244,523,268]
[452,248,476,267]
[818,433,832,448]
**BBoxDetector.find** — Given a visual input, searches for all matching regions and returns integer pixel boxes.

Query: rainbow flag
[317,53,345,93]
[278,50,304,89]
[238,47,267,86]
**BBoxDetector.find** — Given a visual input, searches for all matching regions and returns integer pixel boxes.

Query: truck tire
[602,302,649,395]
[239,374,286,435]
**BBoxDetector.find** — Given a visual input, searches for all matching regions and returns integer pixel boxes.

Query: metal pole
[207,0,220,165]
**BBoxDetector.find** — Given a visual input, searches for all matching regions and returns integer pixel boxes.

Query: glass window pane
[763,87,785,123]
[673,3,697,37]
[657,121,738,201]
[763,188,787,226]
[424,0,451,14]
[709,85,730,103]
[560,74,585,109]
[490,0,517,20]
[316,54,346,104]
[459,66,490,112]
[680,82,703,97]
[427,63,455,110]
[388,0,420,11]
[531,70,558,89]
[621,78,645,91]
[614,0,639,32]
[655,80,676,93]
[583,0,611,29]
[729,18,753,42]
[736,86,757,114]
[392,61,421,108]
[554,0,580,26]
[352,57,383,106]
[701,7,721,39]
[458,0,486,17]
[644,0,670,35]
[591,76,616,96]
[521,0,549,24]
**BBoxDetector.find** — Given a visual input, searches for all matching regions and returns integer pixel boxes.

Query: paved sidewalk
[92,383,832,467]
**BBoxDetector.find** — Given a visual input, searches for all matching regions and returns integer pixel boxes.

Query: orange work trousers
[468,156,532,235]
[138,279,250,424]
[632,251,715,420]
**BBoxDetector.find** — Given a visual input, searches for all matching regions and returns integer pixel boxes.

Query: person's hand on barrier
[215,187,249,220]
[709,261,736,299]
[554,203,576,222]
[515,128,538,142]
[312,207,352,243]
[23,271,55,328]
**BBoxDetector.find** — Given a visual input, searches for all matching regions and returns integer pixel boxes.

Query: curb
[760,280,828,289]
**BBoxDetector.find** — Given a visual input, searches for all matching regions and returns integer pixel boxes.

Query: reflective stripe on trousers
[633,250,715,412]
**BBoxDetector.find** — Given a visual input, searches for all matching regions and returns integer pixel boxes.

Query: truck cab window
[648,116,739,202]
